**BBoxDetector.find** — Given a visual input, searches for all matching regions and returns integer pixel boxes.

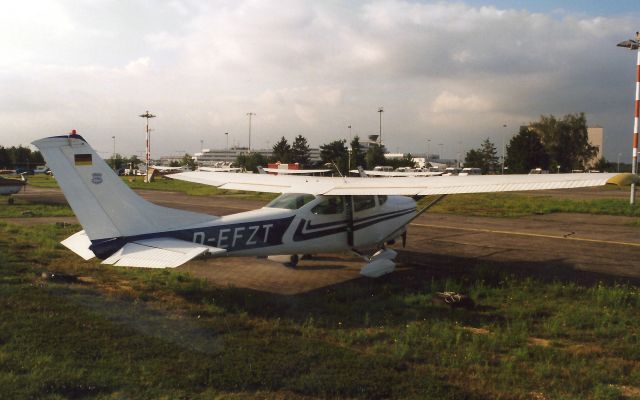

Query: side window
[378,195,388,206]
[353,196,376,212]
[312,196,344,215]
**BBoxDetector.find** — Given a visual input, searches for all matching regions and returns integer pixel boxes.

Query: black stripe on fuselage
[292,207,416,241]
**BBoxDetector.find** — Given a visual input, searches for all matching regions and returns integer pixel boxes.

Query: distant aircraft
[354,169,443,177]
[198,166,243,173]
[0,175,26,195]
[150,165,190,173]
[33,133,636,277]
[259,167,333,175]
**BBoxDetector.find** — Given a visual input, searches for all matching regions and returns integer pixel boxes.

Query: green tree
[0,147,10,169]
[365,144,386,169]
[593,157,613,172]
[349,136,366,170]
[181,154,196,170]
[271,136,292,163]
[109,154,126,170]
[236,152,267,173]
[127,155,142,169]
[320,139,348,174]
[505,127,550,173]
[386,154,417,169]
[464,138,499,173]
[291,134,310,166]
[530,113,597,172]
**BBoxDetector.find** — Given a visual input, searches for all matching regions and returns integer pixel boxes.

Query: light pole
[347,125,352,171]
[225,132,229,151]
[618,152,622,172]
[438,143,444,160]
[502,124,507,174]
[200,139,204,153]
[139,110,156,182]
[112,136,116,170]
[246,112,255,151]
[426,139,431,167]
[378,107,384,146]
[617,32,640,205]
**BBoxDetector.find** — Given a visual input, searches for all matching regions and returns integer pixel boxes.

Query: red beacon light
[70,129,77,135]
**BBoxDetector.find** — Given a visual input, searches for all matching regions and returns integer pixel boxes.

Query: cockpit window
[266,193,315,210]
[311,196,344,215]
[353,195,376,212]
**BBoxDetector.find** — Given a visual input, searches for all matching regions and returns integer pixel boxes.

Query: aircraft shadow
[173,248,640,331]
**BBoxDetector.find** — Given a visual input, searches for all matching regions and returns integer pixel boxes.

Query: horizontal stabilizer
[61,230,96,260]
[102,238,225,268]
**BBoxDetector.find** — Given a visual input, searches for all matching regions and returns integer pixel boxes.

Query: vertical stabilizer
[33,134,215,240]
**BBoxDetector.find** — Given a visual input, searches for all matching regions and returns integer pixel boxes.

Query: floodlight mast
[616,32,640,205]
[139,111,156,183]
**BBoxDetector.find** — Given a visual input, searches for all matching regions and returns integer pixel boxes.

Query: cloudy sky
[1,1,638,160]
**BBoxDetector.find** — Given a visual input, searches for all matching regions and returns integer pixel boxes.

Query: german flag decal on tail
[74,154,92,166]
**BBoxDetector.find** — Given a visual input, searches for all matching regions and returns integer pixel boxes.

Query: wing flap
[102,237,225,268]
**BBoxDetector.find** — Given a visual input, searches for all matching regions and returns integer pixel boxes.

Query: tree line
[0,146,44,171]
[234,134,416,173]
[464,113,615,174]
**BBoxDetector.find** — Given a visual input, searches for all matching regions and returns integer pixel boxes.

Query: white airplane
[259,167,333,175]
[150,165,189,172]
[33,133,636,278]
[353,169,443,177]
[198,166,243,173]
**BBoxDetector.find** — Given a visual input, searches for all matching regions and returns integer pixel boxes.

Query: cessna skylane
[33,133,636,277]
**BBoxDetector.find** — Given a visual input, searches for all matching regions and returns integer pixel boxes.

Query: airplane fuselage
[89,194,416,259]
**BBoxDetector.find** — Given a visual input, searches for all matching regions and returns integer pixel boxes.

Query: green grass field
[1,219,639,399]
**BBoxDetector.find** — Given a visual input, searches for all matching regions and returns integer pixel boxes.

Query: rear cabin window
[312,196,344,215]
[378,195,388,205]
[353,196,376,212]
[266,193,315,210]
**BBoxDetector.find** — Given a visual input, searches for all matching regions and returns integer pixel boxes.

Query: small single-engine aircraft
[33,133,636,277]
[354,169,443,177]
[0,174,26,195]
[259,166,333,175]
[150,165,190,173]
[198,166,243,173]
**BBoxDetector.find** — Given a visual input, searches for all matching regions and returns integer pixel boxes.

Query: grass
[422,192,640,219]
[0,197,73,218]
[1,215,639,399]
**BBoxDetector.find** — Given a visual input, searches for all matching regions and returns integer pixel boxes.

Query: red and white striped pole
[618,33,640,205]
[633,42,640,204]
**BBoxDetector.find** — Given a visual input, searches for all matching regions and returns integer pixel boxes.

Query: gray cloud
[0,0,637,160]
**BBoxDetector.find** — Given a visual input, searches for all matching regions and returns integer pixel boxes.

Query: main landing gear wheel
[288,254,299,268]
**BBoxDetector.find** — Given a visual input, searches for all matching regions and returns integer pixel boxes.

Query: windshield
[266,193,315,210]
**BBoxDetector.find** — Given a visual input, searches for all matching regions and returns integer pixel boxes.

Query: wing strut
[410,194,447,223]
[345,195,354,247]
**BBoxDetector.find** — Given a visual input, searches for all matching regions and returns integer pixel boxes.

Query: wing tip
[606,173,640,187]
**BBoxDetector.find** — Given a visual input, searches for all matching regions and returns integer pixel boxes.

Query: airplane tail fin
[32,133,215,242]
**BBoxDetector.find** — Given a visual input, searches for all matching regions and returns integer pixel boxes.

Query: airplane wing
[170,171,637,196]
